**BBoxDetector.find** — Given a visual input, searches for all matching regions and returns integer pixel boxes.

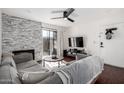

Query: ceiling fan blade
[51,10,64,13]
[51,17,64,19]
[67,18,74,22]
[71,12,79,17]
[65,8,75,17]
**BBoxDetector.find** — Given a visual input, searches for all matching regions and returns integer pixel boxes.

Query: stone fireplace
[2,13,42,60]
[2,13,67,60]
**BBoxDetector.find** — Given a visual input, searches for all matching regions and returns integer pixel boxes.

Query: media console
[63,48,90,60]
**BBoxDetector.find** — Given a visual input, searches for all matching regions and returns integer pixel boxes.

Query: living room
[0,8,124,84]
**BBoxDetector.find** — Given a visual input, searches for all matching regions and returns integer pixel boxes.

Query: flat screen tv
[76,37,84,47]
[68,37,84,48]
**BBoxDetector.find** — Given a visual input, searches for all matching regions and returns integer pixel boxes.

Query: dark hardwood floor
[64,56,124,84]
[64,56,75,62]
[95,64,124,84]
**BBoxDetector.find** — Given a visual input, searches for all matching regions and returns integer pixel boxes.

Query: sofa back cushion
[0,65,11,84]
[0,65,21,84]
[13,53,33,64]
[16,60,38,71]
[2,53,16,69]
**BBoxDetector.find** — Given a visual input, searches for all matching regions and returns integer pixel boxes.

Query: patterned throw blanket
[54,56,104,84]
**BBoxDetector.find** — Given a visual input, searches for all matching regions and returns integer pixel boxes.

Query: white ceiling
[2,8,124,27]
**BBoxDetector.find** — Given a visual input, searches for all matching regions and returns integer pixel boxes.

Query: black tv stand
[64,48,85,57]
[63,48,90,60]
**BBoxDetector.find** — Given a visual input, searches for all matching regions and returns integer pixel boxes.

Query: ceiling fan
[51,8,75,22]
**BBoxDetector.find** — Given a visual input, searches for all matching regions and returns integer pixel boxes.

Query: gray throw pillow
[18,71,50,84]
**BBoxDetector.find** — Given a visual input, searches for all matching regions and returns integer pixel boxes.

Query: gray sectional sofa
[0,52,104,84]
[0,53,49,84]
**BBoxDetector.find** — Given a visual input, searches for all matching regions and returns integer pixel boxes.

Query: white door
[100,23,124,67]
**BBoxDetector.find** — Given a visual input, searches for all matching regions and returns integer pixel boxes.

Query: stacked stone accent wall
[2,13,42,60]
[0,10,2,62]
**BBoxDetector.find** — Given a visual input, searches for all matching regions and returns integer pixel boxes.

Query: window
[42,29,57,56]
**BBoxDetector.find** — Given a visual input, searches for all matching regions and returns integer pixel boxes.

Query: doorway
[42,29,57,57]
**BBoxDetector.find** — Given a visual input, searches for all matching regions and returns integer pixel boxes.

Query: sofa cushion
[18,71,50,84]
[0,65,21,84]
[0,65,12,84]
[16,60,38,70]
[13,53,33,64]
[37,72,63,84]
[2,53,16,69]
[18,64,49,72]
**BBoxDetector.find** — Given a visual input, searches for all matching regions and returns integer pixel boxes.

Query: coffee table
[43,56,64,68]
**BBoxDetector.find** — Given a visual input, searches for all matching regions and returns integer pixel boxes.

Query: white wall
[63,10,124,67]
[100,23,124,68]
[63,22,100,55]
[0,9,1,62]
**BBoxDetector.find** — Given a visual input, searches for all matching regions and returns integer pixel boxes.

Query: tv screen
[76,37,84,47]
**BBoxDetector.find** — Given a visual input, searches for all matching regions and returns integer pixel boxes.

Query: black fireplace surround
[12,49,35,63]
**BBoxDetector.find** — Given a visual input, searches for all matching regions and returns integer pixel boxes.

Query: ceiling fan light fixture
[64,17,67,20]
[51,8,75,22]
